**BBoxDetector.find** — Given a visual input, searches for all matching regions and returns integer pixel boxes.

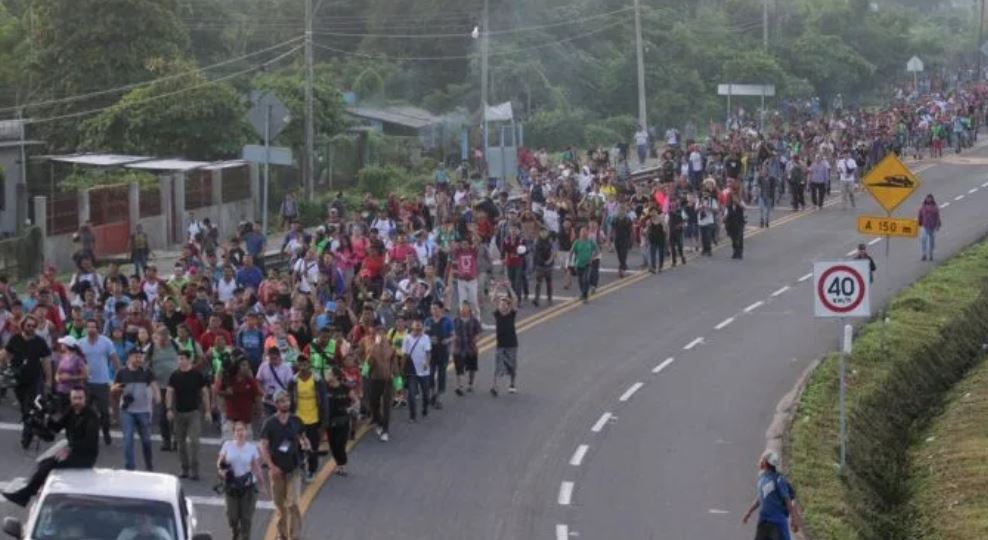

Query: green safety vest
[310,340,336,378]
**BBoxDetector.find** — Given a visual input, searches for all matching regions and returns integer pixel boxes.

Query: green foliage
[79,60,252,160]
[60,168,158,191]
[526,108,592,150]
[357,165,407,198]
[789,239,988,540]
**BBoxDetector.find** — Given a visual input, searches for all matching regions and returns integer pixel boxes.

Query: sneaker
[375,426,383,437]
[532,300,539,307]
[103,432,112,446]
[467,385,474,393]
[408,418,418,424]
[380,432,389,442]
[305,471,314,482]
[433,401,443,410]
[490,387,498,397]
[189,473,200,482]
[508,386,517,394]
[335,467,348,477]
[179,471,189,479]
[160,442,173,452]
[455,388,464,397]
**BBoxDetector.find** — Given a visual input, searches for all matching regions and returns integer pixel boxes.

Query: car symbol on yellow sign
[861,153,922,213]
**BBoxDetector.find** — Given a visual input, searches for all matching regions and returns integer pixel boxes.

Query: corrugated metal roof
[347,105,440,129]
[125,159,211,172]
[201,160,249,171]
[45,153,154,166]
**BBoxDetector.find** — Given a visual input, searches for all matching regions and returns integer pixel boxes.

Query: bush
[583,124,621,147]
[526,108,592,150]
[358,165,407,198]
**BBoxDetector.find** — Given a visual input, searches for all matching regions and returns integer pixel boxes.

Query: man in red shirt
[212,355,261,437]
[452,238,480,316]
[386,233,416,266]
[199,314,233,352]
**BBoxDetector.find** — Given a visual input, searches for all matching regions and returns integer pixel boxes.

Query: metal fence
[89,184,129,226]
[47,191,79,235]
[185,171,213,209]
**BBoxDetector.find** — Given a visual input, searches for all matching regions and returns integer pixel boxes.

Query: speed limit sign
[813,261,871,318]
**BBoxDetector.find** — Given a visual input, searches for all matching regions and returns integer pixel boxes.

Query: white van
[2,469,213,540]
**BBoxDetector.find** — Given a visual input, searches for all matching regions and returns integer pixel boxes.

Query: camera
[0,366,20,389]
[121,393,135,411]
[25,394,58,443]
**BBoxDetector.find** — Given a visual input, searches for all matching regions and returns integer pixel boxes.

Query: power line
[20,45,302,126]
[312,20,625,61]
[1,36,303,115]
[308,7,632,39]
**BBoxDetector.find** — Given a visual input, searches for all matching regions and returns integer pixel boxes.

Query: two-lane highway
[299,147,988,540]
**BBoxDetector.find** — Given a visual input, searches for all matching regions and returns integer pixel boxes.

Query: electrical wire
[312,19,626,61]
[1,36,304,115]
[19,45,302,126]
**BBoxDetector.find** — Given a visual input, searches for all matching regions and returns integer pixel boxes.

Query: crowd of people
[0,75,982,540]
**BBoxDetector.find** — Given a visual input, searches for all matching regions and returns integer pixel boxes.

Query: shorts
[495,347,518,377]
[454,353,478,375]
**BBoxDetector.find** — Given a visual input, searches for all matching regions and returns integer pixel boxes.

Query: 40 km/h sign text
[813,261,871,318]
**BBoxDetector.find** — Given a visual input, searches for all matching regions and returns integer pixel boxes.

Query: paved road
[293,149,988,540]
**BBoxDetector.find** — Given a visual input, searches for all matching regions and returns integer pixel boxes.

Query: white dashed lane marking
[798,273,813,282]
[558,482,575,505]
[714,317,735,330]
[556,524,570,540]
[969,188,979,194]
[868,237,882,246]
[591,412,612,433]
[683,337,704,350]
[619,382,644,402]
[955,194,965,201]
[569,444,589,466]
[940,202,950,208]
[771,286,790,297]
[653,357,675,374]
[846,248,858,256]
[744,301,764,313]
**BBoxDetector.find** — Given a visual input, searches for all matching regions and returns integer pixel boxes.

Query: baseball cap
[761,449,781,469]
[57,335,78,348]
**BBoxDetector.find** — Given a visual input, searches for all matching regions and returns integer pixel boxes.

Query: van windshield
[31,494,177,540]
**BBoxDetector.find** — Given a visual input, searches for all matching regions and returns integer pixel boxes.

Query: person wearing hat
[259,389,309,540]
[742,450,803,540]
[854,243,877,283]
[256,347,295,417]
[54,335,88,409]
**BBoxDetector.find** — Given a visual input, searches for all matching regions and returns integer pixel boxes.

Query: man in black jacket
[2,387,100,506]
[611,204,634,278]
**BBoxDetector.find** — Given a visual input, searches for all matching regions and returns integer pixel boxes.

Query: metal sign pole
[262,104,271,235]
[840,321,852,471]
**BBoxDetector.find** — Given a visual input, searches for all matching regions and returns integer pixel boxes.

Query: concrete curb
[764,356,822,540]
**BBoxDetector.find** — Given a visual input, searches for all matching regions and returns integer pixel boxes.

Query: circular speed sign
[816,264,867,315]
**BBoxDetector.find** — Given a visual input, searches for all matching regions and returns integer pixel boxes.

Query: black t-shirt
[159,310,186,337]
[494,309,518,348]
[167,369,208,413]
[261,415,304,472]
[4,334,52,387]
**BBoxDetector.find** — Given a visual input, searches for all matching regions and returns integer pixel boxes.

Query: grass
[788,237,988,540]
[908,355,988,540]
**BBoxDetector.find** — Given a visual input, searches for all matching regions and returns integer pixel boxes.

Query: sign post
[906,56,923,91]
[814,260,871,471]
[717,84,775,130]
[246,92,291,234]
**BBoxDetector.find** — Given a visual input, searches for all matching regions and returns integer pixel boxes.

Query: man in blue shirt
[424,301,454,409]
[235,255,263,292]
[235,313,265,372]
[742,450,803,540]
[243,222,266,267]
[79,319,120,446]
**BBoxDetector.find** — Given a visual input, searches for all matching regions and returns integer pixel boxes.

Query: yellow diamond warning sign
[857,215,919,238]
[861,153,922,213]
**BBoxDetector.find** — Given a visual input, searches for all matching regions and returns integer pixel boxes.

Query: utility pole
[762,0,769,51]
[480,0,490,151]
[978,0,986,79]
[304,0,315,199]
[633,0,647,130]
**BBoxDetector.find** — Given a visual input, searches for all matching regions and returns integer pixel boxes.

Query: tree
[28,0,189,149]
[79,60,252,160]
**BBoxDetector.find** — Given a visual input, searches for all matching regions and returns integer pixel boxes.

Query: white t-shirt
[216,277,237,303]
[634,130,649,146]
[402,333,431,376]
[838,158,857,182]
[292,258,320,294]
[689,151,703,172]
[542,208,560,234]
[220,440,259,477]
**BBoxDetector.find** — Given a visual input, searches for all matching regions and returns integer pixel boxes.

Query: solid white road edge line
[868,237,882,245]
[771,286,790,297]
[797,273,813,282]
[683,337,704,350]
[556,524,570,540]
[558,481,575,505]
[189,495,275,510]
[619,382,644,402]
[707,509,731,515]
[0,422,223,446]
[743,301,764,313]
[714,317,735,330]
[569,444,589,466]
[653,357,675,374]
[591,412,612,433]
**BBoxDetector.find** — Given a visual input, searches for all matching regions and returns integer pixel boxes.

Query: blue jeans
[121,411,153,471]
[759,196,773,224]
[921,228,936,259]
[636,144,647,165]
[648,242,666,271]
[407,374,430,420]
[576,265,591,299]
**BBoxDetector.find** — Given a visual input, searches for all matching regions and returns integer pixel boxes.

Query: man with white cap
[741,449,803,540]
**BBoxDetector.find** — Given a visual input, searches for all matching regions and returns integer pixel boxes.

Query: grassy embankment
[788,238,988,539]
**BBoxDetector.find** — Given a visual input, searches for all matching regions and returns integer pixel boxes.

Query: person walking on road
[1,315,52,449]
[838,151,858,210]
[668,199,686,267]
[452,301,482,395]
[325,368,354,476]
[742,450,803,540]
[611,204,634,278]
[79,319,119,446]
[403,319,432,422]
[425,302,453,409]
[808,157,829,210]
[854,244,878,283]
[918,194,942,261]
[218,421,267,540]
[288,356,327,482]
[147,327,180,451]
[725,194,747,260]
[570,227,596,302]
[491,290,518,396]
[634,126,649,166]
[166,350,211,480]
[366,322,399,442]
[532,228,555,306]
[112,349,160,471]
[644,210,667,274]
[260,390,309,540]
[257,347,294,418]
